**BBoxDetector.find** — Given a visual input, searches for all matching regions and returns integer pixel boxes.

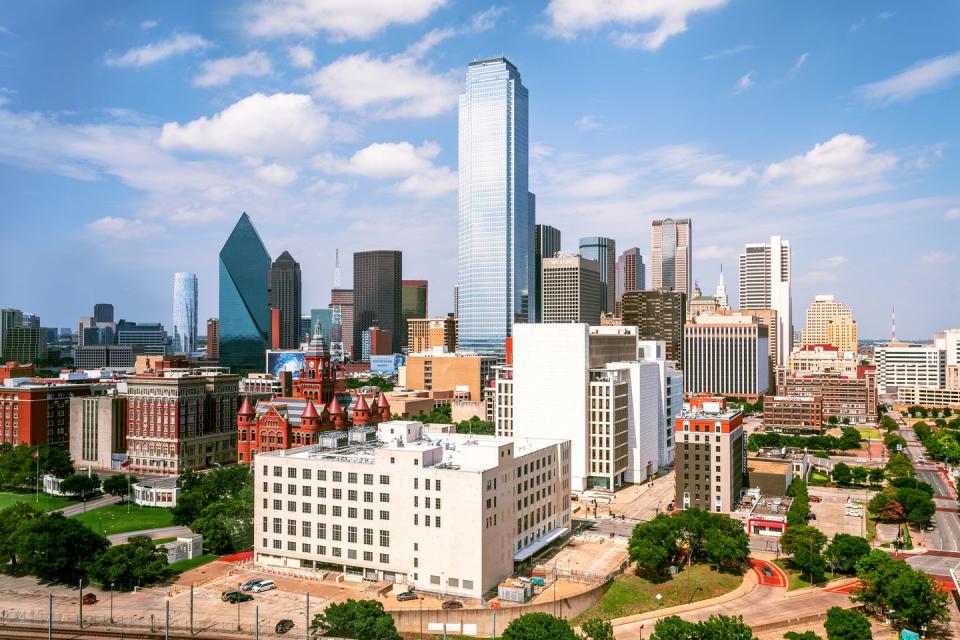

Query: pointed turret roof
[327,395,343,414]
[238,397,255,416]
[354,394,370,411]
[302,399,319,419]
[376,392,390,409]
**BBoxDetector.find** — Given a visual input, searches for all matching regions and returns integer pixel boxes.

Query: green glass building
[218,213,270,371]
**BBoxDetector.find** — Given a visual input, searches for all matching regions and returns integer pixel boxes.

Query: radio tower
[891,306,897,342]
[334,248,342,288]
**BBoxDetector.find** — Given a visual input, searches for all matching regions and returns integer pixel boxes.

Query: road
[900,428,960,553]
[107,526,192,545]
[54,494,121,517]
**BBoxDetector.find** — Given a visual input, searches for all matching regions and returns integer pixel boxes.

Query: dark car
[221,590,240,602]
[805,512,817,520]
[275,619,294,634]
[442,600,463,610]
[222,591,253,604]
[81,593,98,605]
[761,566,774,578]
[397,591,418,602]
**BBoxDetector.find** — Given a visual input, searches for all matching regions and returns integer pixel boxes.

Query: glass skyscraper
[457,57,532,356]
[651,218,692,295]
[172,272,198,354]
[578,237,616,314]
[219,213,271,370]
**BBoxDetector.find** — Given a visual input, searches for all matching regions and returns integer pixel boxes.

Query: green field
[773,559,826,590]
[72,503,175,536]
[857,427,883,439]
[167,554,218,575]
[571,564,743,625]
[0,490,78,513]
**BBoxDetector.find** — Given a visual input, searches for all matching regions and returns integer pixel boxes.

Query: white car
[845,511,861,517]
[249,580,276,593]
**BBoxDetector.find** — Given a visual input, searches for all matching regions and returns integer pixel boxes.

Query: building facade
[675,396,745,513]
[207,319,220,361]
[400,280,428,351]
[534,224,562,323]
[0,382,96,446]
[457,57,533,356]
[777,370,877,424]
[875,344,945,394]
[578,237,616,314]
[253,420,570,599]
[269,251,303,351]
[541,254,602,324]
[172,272,199,354]
[329,288,354,361]
[620,290,686,366]
[799,295,857,353]
[407,316,458,354]
[651,218,691,295]
[74,345,135,369]
[684,314,770,399]
[402,351,496,402]
[353,251,402,356]
[762,395,823,433]
[69,393,128,471]
[739,236,792,366]
[219,213,271,371]
[787,344,859,377]
[94,304,114,324]
[614,247,645,316]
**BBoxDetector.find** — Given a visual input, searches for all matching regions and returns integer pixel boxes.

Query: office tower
[300,316,312,344]
[94,303,114,324]
[408,316,458,353]
[614,247,645,316]
[651,218,692,295]
[874,344,945,394]
[453,285,459,317]
[115,320,167,355]
[0,309,22,360]
[219,212,271,371]
[69,394,128,471]
[578,237,616,314]
[400,280,428,350]
[675,396,745,513]
[0,308,44,364]
[267,251,302,351]
[404,351,496,400]
[457,57,532,355]
[621,290,687,365]
[207,319,220,361]
[541,254,602,324]
[799,295,857,353]
[172,272,199,354]
[353,251,402,354]
[533,223,561,322]
[309,308,336,346]
[739,235,792,366]
[779,370,877,425]
[330,288,354,360]
[0,380,94,446]
[684,314,770,399]
[361,327,393,361]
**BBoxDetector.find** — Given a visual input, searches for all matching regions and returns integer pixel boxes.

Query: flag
[121,460,130,469]
[31,449,39,460]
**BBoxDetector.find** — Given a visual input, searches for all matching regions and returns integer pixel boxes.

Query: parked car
[240,579,264,591]
[845,511,861,517]
[222,591,254,604]
[81,593,97,605]
[809,495,822,503]
[805,512,817,520]
[275,619,294,634]
[442,600,463,610]
[249,580,276,593]
[761,566,774,578]
[397,591,418,602]
[221,591,240,602]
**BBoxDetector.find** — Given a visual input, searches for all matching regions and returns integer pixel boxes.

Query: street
[900,428,960,553]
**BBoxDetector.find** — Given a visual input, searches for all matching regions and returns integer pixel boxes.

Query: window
[380,553,389,563]
[364,551,373,562]
[380,493,390,503]
[364,491,373,503]
[333,505,342,517]
[348,490,358,501]
[302,486,312,497]
[261,516,267,532]
[364,509,374,520]
[332,547,341,557]
[333,471,342,482]
[302,503,311,514]
[319,487,327,498]
[435,479,441,491]
[273,518,282,534]
[333,488,342,500]
[425,479,431,490]
[288,467,297,479]
[273,499,281,510]
[287,500,296,512]
[380,530,389,547]
[318,504,327,515]
[347,549,357,560]
[425,515,431,527]
[319,470,326,481]
[463,580,473,590]
[436,517,441,528]
[363,473,374,485]
[302,469,311,480]
[273,466,282,477]
[364,528,374,545]
[348,507,358,519]
[302,543,311,553]
[302,521,311,537]
[425,497,431,509]
[379,475,390,485]
[332,525,342,541]
[318,545,326,555]
[380,510,390,521]
[287,519,296,535]
[348,472,358,484]
[273,483,282,493]
[348,526,358,543]
[273,539,281,549]
[430,575,441,585]
[318,523,326,539]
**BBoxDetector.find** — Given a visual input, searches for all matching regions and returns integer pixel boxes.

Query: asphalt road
[107,525,192,545]
[900,428,960,553]
[53,494,121,517]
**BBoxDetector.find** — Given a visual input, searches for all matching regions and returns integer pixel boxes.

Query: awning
[513,527,569,562]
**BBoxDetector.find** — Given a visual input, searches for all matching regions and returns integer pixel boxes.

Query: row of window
[264,498,391,520]
[265,466,390,486]
[265,518,391,546]
[262,538,389,563]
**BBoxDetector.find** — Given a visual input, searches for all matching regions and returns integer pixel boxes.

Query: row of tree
[171,465,253,554]
[628,509,749,579]
[914,422,960,462]
[868,477,936,528]
[411,403,496,435]
[854,550,948,631]
[829,462,884,487]
[748,428,862,453]
[0,445,74,490]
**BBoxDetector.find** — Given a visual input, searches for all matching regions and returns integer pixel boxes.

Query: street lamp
[110,583,114,623]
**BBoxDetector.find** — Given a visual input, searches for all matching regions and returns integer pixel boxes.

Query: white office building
[739,236,791,366]
[684,314,770,399]
[875,344,945,394]
[253,421,570,600]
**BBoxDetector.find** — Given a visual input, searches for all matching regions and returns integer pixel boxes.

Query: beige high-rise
[800,295,857,352]
[651,218,691,295]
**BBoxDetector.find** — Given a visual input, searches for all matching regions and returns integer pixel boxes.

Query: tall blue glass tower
[457,57,533,356]
[172,272,198,354]
[219,213,270,371]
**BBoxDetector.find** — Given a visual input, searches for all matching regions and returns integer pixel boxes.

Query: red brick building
[0,382,94,446]
[762,395,824,433]
[0,361,35,382]
[776,368,877,425]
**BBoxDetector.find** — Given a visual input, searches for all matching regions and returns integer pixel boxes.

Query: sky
[0,0,958,340]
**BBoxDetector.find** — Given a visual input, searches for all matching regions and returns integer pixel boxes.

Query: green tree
[15,514,109,583]
[650,614,755,640]
[780,525,827,583]
[704,520,749,570]
[850,466,868,485]
[191,494,253,554]
[885,453,914,479]
[831,463,852,486]
[883,568,949,631]
[102,473,137,499]
[867,468,884,485]
[310,600,401,640]
[897,487,936,527]
[649,616,697,640]
[0,503,42,575]
[579,618,614,640]
[825,535,870,574]
[828,415,839,425]
[628,514,680,578]
[784,632,822,640]
[824,607,871,640]
[89,537,168,591]
[58,474,101,498]
[502,613,577,640]
[171,464,253,552]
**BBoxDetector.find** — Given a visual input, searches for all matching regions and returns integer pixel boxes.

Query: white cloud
[695,245,735,259]
[921,251,956,266]
[140,20,158,30]
[313,140,454,198]
[796,270,838,284]
[575,115,601,132]
[305,52,458,119]
[694,168,755,187]
[702,44,754,60]
[159,93,333,157]
[87,216,163,238]
[544,0,730,51]
[735,71,754,92]
[762,134,897,187]
[815,255,847,269]
[288,45,315,69]
[193,51,272,87]
[104,33,211,67]
[245,0,446,40]
[946,208,960,220]
[396,166,457,198]
[789,52,809,76]
[256,163,298,186]
[858,52,960,105]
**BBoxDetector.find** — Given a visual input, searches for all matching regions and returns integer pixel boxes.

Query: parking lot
[807,487,873,539]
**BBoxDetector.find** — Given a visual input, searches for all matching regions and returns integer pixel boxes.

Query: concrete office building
[115,321,167,356]
[578,237,616,314]
[684,314,770,400]
[207,319,220,361]
[253,420,571,600]
[457,57,533,356]
[534,224,561,322]
[541,253,602,324]
[94,304,114,324]
[799,295,857,353]
[354,251,402,355]
[0,308,45,364]
[787,344,859,377]
[875,344,945,394]
[762,395,823,433]
[651,218,691,295]
[403,351,496,402]
[407,316,458,354]
[360,327,393,362]
[675,396,746,513]
[172,272,199,354]
[69,393,128,471]
[739,236,792,366]
[399,280,428,351]
[614,248,645,316]
[125,371,239,475]
[74,345,135,369]
[269,251,303,351]
[620,290,686,366]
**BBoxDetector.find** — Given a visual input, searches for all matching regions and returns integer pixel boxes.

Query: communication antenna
[891,306,897,342]
[334,248,342,289]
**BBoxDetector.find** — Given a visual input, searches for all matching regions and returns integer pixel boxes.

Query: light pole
[419,596,423,640]
[237,581,242,631]
[79,578,83,629]
[110,583,114,623]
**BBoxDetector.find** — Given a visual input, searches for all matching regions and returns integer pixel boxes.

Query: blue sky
[1,0,958,339]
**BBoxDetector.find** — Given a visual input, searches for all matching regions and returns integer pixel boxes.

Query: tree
[823,607,871,640]
[650,616,697,640]
[502,613,577,640]
[311,600,401,640]
[828,415,839,425]
[171,464,253,553]
[884,568,949,631]
[780,525,827,583]
[885,453,914,479]
[850,466,868,485]
[898,488,936,527]
[15,514,109,583]
[650,615,755,640]
[89,537,168,591]
[628,514,680,578]
[59,474,101,498]
[191,494,254,554]
[826,535,870,574]
[704,521,749,570]
[102,474,137,499]
[784,632,822,640]
[0,503,42,575]
[867,468,884,485]
[831,463,852,486]
[579,618,614,640]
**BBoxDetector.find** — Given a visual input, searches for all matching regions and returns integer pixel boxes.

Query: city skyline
[1,2,959,337]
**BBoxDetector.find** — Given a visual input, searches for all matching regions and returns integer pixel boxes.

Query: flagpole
[35,449,39,504]
[127,466,131,514]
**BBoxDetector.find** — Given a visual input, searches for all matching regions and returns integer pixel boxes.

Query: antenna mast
[334,248,342,289]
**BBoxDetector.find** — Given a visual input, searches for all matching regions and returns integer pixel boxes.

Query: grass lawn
[72,503,175,536]
[167,554,218,575]
[571,564,743,625]
[773,559,826,590]
[809,470,832,487]
[0,490,78,513]
[857,427,883,439]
